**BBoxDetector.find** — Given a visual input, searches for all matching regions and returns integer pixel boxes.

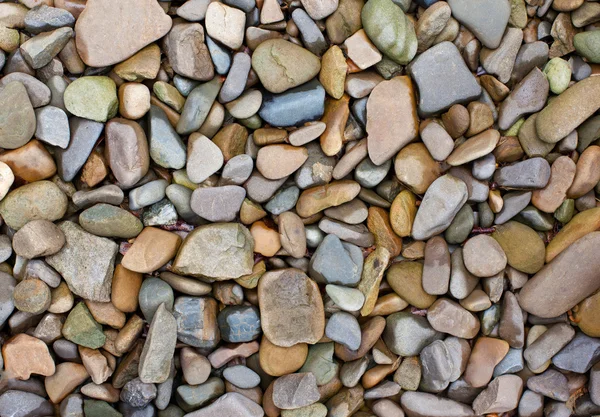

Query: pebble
[427,298,480,339]
[260,78,325,127]
[552,332,600,373]
[480,27,523,83]
[523,323,575,370]
[273,372,320,409]
[12,219,65,259]
[139,303,177,384]
[0,390,54,417]
[366,76,418,165]
[408,42,481,117]
[493,157,551,189]
[252,39,320,94]
[464,337,509,388]
[0,81,35,150]
[573,30,600,64]
[400,391,476,417]
[46,221,117,302]
[536,77,600,144]
[326,312,362,350]
[412,174,468,241]
[64,76,117,123]
[383,312,442,356]
[223,365,261,389]
[473,375,523,414]
[259,269,324,347]
[361,0,416,65]
[309,233,362,286]
[498,69,549,131]
[79,203,143,239]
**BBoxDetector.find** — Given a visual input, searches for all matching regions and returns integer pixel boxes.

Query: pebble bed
[0,0,599,417]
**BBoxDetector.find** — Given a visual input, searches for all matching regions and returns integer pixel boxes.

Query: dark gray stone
[493,157,551,189]
[25,5,75,34]
[121,378,158,408]
[527,369,569,401]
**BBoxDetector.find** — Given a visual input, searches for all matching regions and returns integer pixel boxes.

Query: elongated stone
[138,303,177,384]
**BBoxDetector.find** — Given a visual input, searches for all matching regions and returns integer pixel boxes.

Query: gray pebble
[223,365,261,389]
[129,179,169,211]
[325,311,361,350]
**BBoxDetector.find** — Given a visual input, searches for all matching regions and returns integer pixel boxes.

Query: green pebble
[543,57,572,94]
[554,199,575,224]
[574,31,600,64]
[503,118,524,136]
[62,302,106,349]
[445,204,474,244]
[63,76,118,122]
[84,400,123,417]
[299,342,339,386]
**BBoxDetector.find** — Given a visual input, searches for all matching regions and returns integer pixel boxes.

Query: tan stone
[344,29,382,70]
[296,180,361,218]
[394,143,441,194]
[115,315,145,355]
[80,150,109,188]
[121,227,182,273]
[466,102,494,137]
[111,264,142,313]
[278,211,307,258]
[181,347,211,385]
[48,281,74,314]
[531,155,576,213]
[367,76,419,165]
[240,199,267,225]
[13,278,51,314]
[463,337,509,388]
[389,190,417,238]
[386,261,437,309]
[85,300,126,329]
[320,46,348,99]
[446,129,500,166]
[45,362,89,403]
[573,291,600,337]
[567,145,600,198]
[213,123,249,161]
[258,268,325,347]
[256,144,309,180]
[207,341,260,368]
[260,336,308,377]
[79,346,114,384]
[545,207,600,263]
[2,334,55,380]
[369,293,409,316]
[118,83,151,120]
[113,44,161,82]
[80,383,120,402]
[250,220,281,257]
[74,0,172,67]
[320,95,350,156]
[442,104,470,138]
[0,140,56,183]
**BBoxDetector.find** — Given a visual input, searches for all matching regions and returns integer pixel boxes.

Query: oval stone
[492,221,545,274]
[518,232,600,318]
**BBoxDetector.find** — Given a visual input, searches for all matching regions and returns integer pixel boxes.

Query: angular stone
[472,375,523,414]
[74,0,172,67]
[258,268,325,347]
[309,234,362,286]
[46,221,117,302]
[64,76,118,123]
[139,303,177,384]
[552,332,600,373]
[447,0,510,48]
[173,223,254,279]
[55,117,104,182]
[480,27,523,83]
[173,296,220,349]
[408,42,481,117]
[20,27,72,69]
[383,312,442,356]
[163,22,214,82]
[273,373,320,410]
[182,392,264,417]
[62,302,106,349]
[3,333,55,380]
[12,219,65,259]
[427,298,480,339]
[526,369,569,401]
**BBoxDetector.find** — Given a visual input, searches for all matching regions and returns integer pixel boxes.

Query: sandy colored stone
[2,333,55,380]
[256,144,309,180]
[531,155,576,213]
[545,207,600,262]
[121,227,181,274]
[113,44,161,82]
[426,298,480,339]
[367,206,402,257]
[111,264,142,313]
[258,268,325,347]
[260,336,308,377]
[320,46,347,99]
[394,143,441,194]
[296,180,361,218]
[386,261,437,309]
[0,139,56,183]
[463,337,509,388]
[205,2,246,50]
[320,95,350,157]
[45,362,89,403]
[389,190,417,237]
[252,39,321,94]
[567,145,600,198]
[74,0,172,67]
[446,129,500,166]
[250,220,281,257]
[79,346,114,385]
[118,83,151,120]
[181,347,211,386]
[536,76,600,143]
[367,76,418,165]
